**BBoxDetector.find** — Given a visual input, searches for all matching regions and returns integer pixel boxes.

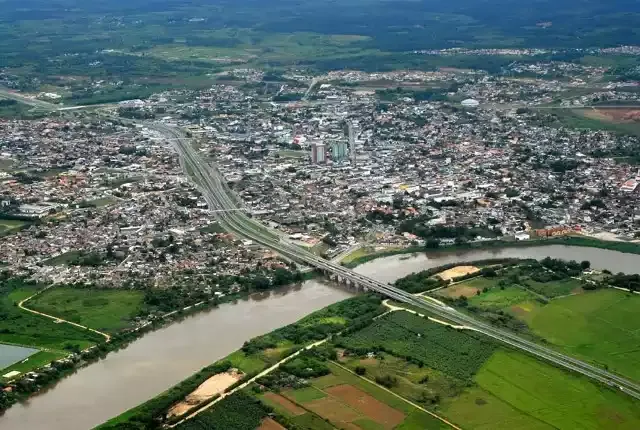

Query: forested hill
[1,0,639,51]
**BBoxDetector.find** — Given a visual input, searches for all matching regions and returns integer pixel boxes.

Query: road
[2,88,639,399]
[149,121,640,400]
[171,338,330,427]
[18,284,111,342]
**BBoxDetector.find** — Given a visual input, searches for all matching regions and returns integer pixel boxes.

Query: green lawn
[516,289,640,382]
[469,349,640,429]
[28,287,144,333]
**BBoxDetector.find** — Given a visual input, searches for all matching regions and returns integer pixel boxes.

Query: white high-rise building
[310,142,326,164]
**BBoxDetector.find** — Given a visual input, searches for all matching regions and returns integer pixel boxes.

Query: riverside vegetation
[97,257,640,430]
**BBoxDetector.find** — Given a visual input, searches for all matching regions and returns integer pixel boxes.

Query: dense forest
[0,0,639,83]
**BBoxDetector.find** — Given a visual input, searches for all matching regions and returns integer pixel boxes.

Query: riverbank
[98,255,640,430]
[0,269,317,414]
[342,236,640,268]
[6,242,640,429]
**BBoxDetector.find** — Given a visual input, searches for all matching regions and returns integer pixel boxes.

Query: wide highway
[2,85,636,399]
[150,121,640,400]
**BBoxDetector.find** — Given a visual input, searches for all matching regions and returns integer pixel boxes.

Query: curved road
[18,285,111,342]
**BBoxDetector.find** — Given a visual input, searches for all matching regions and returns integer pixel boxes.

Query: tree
[480,267,497,277]
[580,260,591,270]
[425,239,440,249]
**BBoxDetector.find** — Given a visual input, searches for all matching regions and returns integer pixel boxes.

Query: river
[1,244,639,429]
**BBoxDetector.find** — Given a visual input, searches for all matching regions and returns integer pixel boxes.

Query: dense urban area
[1,1,640,429]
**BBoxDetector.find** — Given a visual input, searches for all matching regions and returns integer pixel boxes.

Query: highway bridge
[1,86,638,399]
[150,121,640,400]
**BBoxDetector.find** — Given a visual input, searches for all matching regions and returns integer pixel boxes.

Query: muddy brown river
[1,244,638,429]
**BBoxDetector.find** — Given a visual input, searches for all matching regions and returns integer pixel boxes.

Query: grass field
[469,286,538,310]
[443,349,640,430]
[525,277,583,298]
[225,350,268,374]
[1,350,65,379]
[0,283,102,375]
[515,289,640,382]
[0,218,27,234]
[550,108,640,137]
[277,150,307,159]
[41,250,83,266]
[28,287,144,333]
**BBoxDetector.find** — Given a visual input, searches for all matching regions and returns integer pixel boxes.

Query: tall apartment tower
[310,142,326,164]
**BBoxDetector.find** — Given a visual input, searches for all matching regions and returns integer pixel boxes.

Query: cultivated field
[291,362,449,430]
[443,349,640,430]
[517,289,640,382]
[339,311,497,381]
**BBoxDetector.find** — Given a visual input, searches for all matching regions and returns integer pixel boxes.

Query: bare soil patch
[585,108,640,123]
[510,305,529,317]
[325,384,405,429]
[437,284,480,298]
[258,417,287,430]
[167,369,243,418]
[305,397,361,423]
[437,265,480,281]
[263,392,306,416]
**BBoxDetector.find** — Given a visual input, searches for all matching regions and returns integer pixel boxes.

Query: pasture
[28,287,145,333]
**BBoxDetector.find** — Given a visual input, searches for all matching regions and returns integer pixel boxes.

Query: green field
[549,108,640,137]
[338,311,497,381]
[443,349,640,430]
[284,385,327,403]
[515,289,640,382]
[341,353,465,404]
[469,286,538,310]
[28,287,144,333]
[0,281,102,375]
[0,219,27,235]
[1,350,65,379]
[225,350,268,374]
[41,250,83,266]
[525,277,583,298]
